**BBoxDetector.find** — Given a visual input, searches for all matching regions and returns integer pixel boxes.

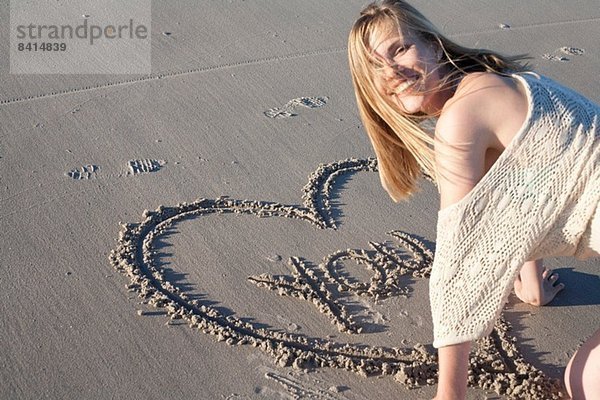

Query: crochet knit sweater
[430,72,600,348]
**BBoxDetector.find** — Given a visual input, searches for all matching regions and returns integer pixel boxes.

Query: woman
[347,1,600,398]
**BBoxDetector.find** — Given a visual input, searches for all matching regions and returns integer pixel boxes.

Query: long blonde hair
[348,0,530,203]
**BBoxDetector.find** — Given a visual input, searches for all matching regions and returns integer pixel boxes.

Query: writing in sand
[110,158,565,399]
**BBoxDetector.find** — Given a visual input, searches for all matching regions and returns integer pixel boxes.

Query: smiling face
[369,25,448,116]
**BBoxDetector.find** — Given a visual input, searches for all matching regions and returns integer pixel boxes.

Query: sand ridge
[109,157,565,399]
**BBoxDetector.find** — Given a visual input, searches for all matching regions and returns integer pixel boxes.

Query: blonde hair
[348,0,530,202]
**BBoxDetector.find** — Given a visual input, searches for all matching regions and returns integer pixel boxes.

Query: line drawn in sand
[264,371,348,400]
[264,96,328,119]
[110,158,564,399]
[0,48,345,106]
[249,231,432,334]
[65,164,98,180]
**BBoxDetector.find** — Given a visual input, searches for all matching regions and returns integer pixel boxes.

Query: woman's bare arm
[432,74,501,399]
[434,342,471,400]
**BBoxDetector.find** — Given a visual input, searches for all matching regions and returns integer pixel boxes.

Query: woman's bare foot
[514,259,565,306]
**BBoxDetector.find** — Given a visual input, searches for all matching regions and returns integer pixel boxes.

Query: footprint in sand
[65,164,98,180]
[65,159,166,180]
[542,54,569,62]
[542,47,585,62]
[264,96,328,119]
[126,159,166,175]
[560,47,585,56]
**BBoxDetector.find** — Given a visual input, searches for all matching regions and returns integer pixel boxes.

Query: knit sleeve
[429,195,526,347]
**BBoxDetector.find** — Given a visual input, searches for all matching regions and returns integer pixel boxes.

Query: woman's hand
[514,259,564,306]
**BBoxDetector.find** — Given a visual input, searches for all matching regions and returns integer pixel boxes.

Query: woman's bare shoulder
[436,72,527,148]
[433,72,526,209]
[433,72,529,209]
[435,73,496,145]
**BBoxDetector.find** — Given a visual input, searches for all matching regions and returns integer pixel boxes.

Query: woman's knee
[564,328,600,399]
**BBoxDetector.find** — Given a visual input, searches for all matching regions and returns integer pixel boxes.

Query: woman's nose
[382,62,405,80]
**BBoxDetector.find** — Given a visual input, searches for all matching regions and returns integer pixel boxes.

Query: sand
[1,1,599,399]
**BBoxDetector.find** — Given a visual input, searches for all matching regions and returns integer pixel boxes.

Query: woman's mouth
[393,79,417,94]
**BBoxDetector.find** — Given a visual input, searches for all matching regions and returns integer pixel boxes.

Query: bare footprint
[65,164,98,180]
[542,54,569,62]
[542,47,585,62]
[560,47,585,56]
[264,96,328,118]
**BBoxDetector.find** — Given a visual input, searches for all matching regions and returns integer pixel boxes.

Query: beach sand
[1,1,599,399]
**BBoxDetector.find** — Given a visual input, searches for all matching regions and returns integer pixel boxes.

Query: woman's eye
[393,44,410,56]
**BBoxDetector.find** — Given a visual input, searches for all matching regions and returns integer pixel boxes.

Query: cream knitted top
[430,72,600,348]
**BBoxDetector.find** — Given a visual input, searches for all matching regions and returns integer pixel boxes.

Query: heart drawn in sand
[109,158,563,399]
